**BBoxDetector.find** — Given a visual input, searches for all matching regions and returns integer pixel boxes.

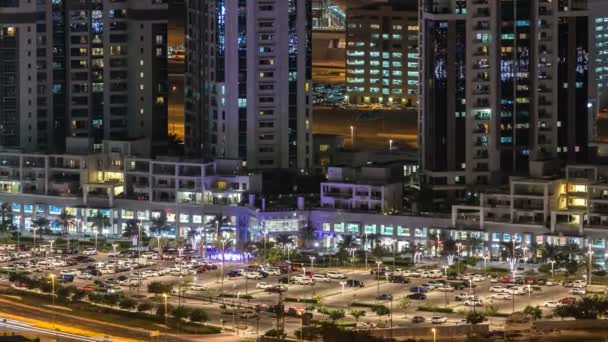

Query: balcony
[324,191,353,198]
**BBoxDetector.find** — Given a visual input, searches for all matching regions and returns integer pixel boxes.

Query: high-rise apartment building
[185,0,313,170]
[0,0,168,154]
[419,0,595,209]
[345,1,418,107]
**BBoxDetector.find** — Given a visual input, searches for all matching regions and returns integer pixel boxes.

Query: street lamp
[348,248,356,282]
[48,239,55,256]
[512,270,517,313]
[93,231,98,251]
[549,259,556,279]
[162,293,168,325]
[364,232,369,270]
[456,242,462,275]
[442,265,448,277]
[587,242,594,288]
[376,261,382,301]
[389,139,393,151]
[350,125,355,147]
[32,227,39,253]
[309,256,315,272]
[482,255,488,276]
[111,243,118,257]
[49,274,56,331]
[431,327,436,342]
[340,281,346,295]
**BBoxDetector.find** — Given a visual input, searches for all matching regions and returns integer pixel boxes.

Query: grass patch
[218,293,253,299]
[284,297,319,304]
[417,305,454,313]
[350,302,385,310]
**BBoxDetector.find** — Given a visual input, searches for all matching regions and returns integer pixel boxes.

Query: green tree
[137,301,153,312]
[0,203,14,237]
[147,281,174,295]
[371,305,390,317]
[541,242,561,262]
[350,310,366,323]
[122,219,146,241]
[151,212,168,236]
[298,224,317,248]
[119,297,137,311]
[399,297,410,312]
[466,311,486,325]
[523,305,542,321]
[71,289,86,302]
[275,233,294,252]
[89,211,110,235]
[156,303,174,318]
[441,239,457,257]
[171,306,191,322]
[32,217,50,233]
[189,308,209,322]
[57,210,73,237]
[327,309,345,322]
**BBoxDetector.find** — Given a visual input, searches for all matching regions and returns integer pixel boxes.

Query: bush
[417,306,454,313]
[466,311,486,324]
[171,306,191,321]
[137,301,153,312]
[265,329,286,339]
[350,302,384,310]
[156,303,174,317]
[147,281,174,295]
[284,297,318,303]
[118,297,137,311]
[371,305,390,316]
[189,308,209,323]
[538,264,551,274]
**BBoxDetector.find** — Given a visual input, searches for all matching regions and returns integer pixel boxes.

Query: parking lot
[0,243,593,336]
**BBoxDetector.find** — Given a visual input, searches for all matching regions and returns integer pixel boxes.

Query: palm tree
[150,212,168,236]
[0,203,13,238]
[298,224,317,249]
[541,242,560,262]
[90,211,110,235]
[31,217,50,251]
[57,210,74,250]
[122,219,146,242]
[465,236,484,257]
[562,241,582,261]
[441,239,457,257]
[274,233,294,253]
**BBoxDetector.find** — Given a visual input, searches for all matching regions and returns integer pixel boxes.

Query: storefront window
[381,225,393,236]
[11,203,20,212]
[347,223,359,234]
[397,226,409,236]
[334,223,344,233]
[180,214,189,223]
[364,224,376,234]
[23,204,33,213]
[492,233,500,242]
[323,223,331,231]
[35,204,45,214]
[167,213,176,222]
[192,215,202,224]
[49,205,61,215]
[137,211,149,220]
[121,210,134,219]
[414,227,427,238]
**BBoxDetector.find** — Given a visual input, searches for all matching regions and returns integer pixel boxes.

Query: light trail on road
[0,317,106,342]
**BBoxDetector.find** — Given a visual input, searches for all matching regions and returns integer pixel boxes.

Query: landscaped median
[0,273,221,340]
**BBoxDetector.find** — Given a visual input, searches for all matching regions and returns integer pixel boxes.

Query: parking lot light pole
[431,328,436,342]
[348,248,355,281]
[162,293,168,325]
[94,231,98,251]
[309,256,315,273]
[527,284,531,307]
[48,240,55,256]
[587,244,594,288]
[512,270,516,313]
[49,274,56,331]
[365,232,368,270]
[483,255,488,276]
[549,259,556,279]
[376,261,382,301]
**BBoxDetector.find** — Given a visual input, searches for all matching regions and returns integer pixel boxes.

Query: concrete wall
[368,324,489,339]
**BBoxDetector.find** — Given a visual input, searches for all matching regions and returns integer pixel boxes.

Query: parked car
[409,286,428,293]
[388,275,410,284]
[346,279,364,288]
[265,285,288,293]
[82,248,97,256]
[411,316,425,323]
[559,297,576,305]
[490,293,511,300]
[326,271,346,279]
[278,277,289,284]
[256,282,272,289]
[569,288,586,295]
[312,274,331,283]
[562,281,574,288]
[455,293,477,301]
[431,316,447,324]
[240,311,257,319]
[544,300,563,308]
[407,293,427,300]
[464,299,483,306]
[376,293,393,301]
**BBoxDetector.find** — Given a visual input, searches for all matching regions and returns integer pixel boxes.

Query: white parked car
[472,275,485,282]
[489,286,506,293]
[490,293,511,300]
[573,280,587,288]
[291,276,315,286]
[464,299,483,306]
[545,280,558,286]
[245,272,263,280]
[326,271,345,279]
[544,300,563,308]
[436,285,455,292]
[505,287,525,295]
[569,288,586,295]
[82,248,97,256]
[256,282,272,289]
[312,274,331,283]
[431,316,447,324]
[188,284,206,291]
